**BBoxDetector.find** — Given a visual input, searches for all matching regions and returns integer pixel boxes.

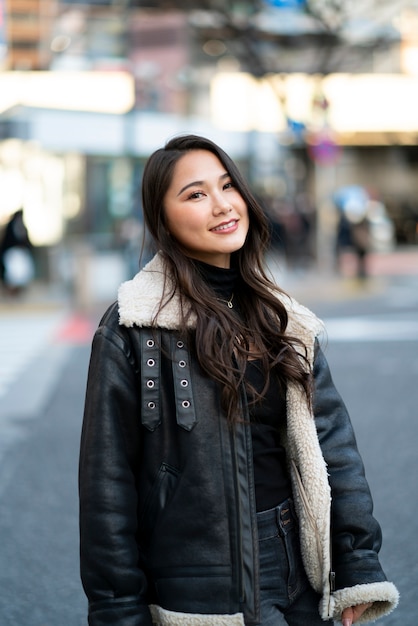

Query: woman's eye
[187,191,204,199]
[224,181,234,190]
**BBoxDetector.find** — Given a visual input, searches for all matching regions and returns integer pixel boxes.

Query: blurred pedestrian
[335,211,371,278]
[79,135,399,626]
[0,209,35,296]
[334,187,372,279]
[350,214,371,279]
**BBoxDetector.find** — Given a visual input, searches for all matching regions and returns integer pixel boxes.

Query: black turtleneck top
[195,260,292,512]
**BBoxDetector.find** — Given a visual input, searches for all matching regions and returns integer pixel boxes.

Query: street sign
[264,0,306,8]
[307,129,341,165]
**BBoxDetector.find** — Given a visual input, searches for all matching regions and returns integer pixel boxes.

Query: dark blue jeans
[256,499,333,625]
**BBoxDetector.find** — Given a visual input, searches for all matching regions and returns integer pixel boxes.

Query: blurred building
[3,0,57,70]
[0,0,418,297]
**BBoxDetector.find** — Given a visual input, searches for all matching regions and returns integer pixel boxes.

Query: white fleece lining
[320,581,400,623]
[149,605,245,626]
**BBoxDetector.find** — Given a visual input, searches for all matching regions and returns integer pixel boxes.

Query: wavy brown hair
[141,134,312,422]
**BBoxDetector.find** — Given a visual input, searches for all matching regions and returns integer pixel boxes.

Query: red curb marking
[54,314,94,344]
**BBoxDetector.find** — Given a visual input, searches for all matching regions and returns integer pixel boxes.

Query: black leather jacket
[79,255,398,626]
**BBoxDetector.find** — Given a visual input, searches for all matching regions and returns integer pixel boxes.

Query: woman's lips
[211,219,238,233]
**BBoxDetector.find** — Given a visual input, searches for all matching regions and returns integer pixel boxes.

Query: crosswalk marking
[323,315,418,342]
[0,311,68,398]
[0,310,74,482]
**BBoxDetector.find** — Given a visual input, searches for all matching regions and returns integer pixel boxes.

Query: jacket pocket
[141,462,180,540]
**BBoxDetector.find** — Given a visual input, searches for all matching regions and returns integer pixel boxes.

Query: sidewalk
[1,245,417,315]
[0,282,99,341]
[267,246,418,305]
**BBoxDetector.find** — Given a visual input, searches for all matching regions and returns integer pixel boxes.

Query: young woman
[79,134,399,626]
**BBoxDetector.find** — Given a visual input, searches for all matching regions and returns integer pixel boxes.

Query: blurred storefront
[1,2,418,301]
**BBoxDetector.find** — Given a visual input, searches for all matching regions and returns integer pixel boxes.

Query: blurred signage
[0,71,135,114]
[307,129,341,165]
[264,0,306,8]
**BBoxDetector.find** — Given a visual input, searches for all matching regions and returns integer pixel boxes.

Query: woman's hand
[342,602,373,625]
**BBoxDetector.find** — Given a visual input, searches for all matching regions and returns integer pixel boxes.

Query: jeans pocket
[283,526,309,600]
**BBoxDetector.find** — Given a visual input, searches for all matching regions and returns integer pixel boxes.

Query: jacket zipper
[230,425,245,604]
[235,382,254,606]
[327,507,335,617]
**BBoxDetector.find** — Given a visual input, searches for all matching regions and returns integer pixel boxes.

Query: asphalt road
[307,275,418,626]
[0,341,90,626]
[0,271,417,625]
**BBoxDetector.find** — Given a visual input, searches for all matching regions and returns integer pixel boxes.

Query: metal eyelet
[180,379,188,387]
[179,360,186,368]
[147,401,156,409]
[177,340,184,348]
[146,339,154,347]
[182,400,190,408]
[146,380,155,388]
[147,358,155,367]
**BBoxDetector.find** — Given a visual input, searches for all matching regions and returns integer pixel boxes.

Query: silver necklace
[217,293,234,308]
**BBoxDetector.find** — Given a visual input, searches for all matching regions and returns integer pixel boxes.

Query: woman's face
[163,149,249,268]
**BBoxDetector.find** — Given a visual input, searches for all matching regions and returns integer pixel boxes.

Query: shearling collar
[118,252,324,345]
[118,253,194,330]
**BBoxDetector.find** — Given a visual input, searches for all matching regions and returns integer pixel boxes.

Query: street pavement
[0,246,417,625]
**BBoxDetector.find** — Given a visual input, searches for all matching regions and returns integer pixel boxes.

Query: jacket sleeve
[312,342,399,623]
[79,315,153,626]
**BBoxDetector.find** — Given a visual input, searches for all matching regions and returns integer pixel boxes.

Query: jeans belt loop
[276,497,294,537]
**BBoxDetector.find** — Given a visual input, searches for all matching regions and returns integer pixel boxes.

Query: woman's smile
[211,219,239,233]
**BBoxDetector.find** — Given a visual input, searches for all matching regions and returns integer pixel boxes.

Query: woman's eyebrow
[177,172,230,197]
[177,180,204,196]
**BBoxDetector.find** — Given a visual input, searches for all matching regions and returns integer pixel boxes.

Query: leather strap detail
[171,335,196,431]
[140,329,161,431]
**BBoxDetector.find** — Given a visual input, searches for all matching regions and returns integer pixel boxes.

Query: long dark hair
[141,134,311,422]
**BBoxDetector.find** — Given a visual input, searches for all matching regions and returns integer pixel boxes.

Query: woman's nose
[212,193,232,214]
